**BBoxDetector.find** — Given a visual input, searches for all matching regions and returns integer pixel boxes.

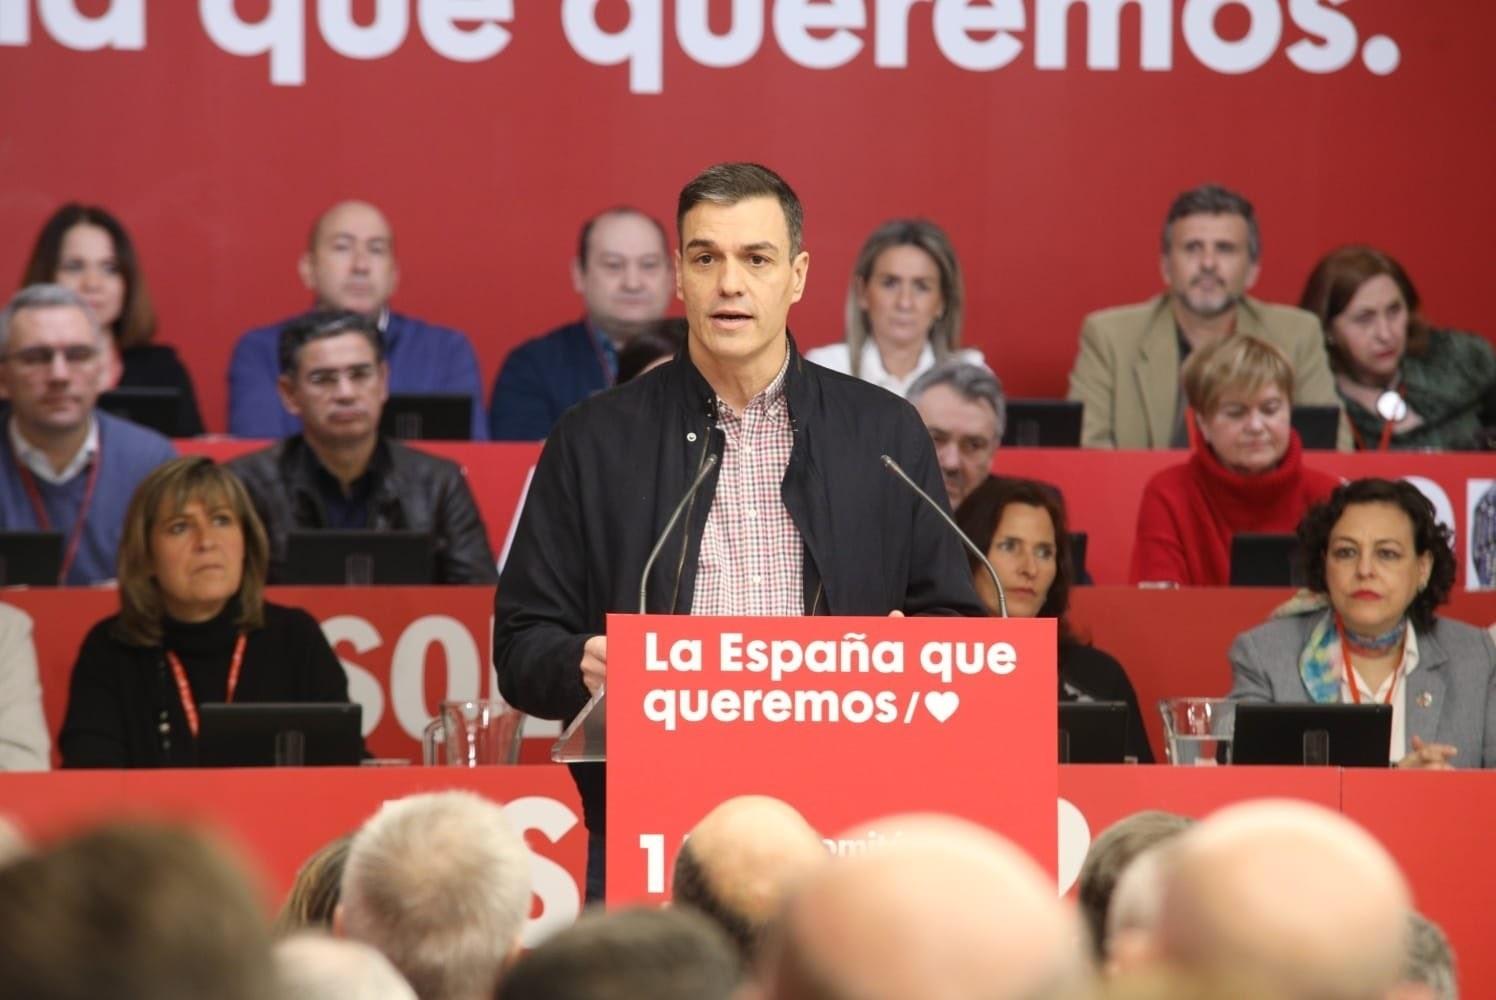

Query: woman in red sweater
[1131,335,1340,586]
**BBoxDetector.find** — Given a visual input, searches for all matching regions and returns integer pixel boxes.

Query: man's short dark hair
[677,163,804,256]
[495,906,739,1000]
[671,838,758,962]
[278,309,384,375]
[576,207,668,268]
[1075,810,1193,960]
[0,822,277,1000]
[1161,184,1261,262]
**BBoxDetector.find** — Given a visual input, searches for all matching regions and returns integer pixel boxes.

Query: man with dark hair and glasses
[226,310,497,584]
[0,284,176,584]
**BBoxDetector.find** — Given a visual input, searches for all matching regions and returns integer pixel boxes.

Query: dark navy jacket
[487,321,609,441]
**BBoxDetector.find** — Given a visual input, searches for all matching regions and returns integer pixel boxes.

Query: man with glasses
[226,311,497,584]
[0,284,176,584]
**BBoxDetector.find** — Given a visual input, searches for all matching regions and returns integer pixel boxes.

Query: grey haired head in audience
[0,283,102,354]
[907,359,1007,440]
[1161,183,1261,262]
[338,790,531,1000]
[1403,910,1458,1000]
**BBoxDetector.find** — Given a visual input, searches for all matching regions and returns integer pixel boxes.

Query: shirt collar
[8,415,98,486]
[719,345,791,418]
[857,339,936,392]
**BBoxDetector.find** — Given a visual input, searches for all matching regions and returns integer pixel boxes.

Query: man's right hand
[580,635,607,694]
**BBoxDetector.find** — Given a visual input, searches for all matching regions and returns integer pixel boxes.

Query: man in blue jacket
[228,200,486,439]
[488,207,674,440]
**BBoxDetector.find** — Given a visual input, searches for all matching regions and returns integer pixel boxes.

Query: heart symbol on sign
[924,691,960,723]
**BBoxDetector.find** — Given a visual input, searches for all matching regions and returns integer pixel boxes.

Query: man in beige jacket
[1067,184,1348,450]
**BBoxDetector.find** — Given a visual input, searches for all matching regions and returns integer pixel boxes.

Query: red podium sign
[605,614,1057,903]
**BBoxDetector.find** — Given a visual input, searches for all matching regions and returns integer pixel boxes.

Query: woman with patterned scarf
[1228,478,1496,769]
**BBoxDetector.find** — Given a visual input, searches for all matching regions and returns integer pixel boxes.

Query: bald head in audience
[758,814,1091,1000]
[672,795,828,962]
[1155,799,1410,1000]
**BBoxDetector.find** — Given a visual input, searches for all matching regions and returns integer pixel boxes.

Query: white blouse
[803,340,987,399]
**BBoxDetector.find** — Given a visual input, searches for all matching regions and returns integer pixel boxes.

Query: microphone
[880,455,1007,618]
[639,453,720,613]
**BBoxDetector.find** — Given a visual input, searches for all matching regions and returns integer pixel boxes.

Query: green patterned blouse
[1340,328,1496,451]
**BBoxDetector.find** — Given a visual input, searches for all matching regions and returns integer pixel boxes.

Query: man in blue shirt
[488,207,674,440]
[0,285,175,585]
[228,201,486,439]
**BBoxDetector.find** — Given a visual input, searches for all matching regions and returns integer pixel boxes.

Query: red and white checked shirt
[692,354,804,616]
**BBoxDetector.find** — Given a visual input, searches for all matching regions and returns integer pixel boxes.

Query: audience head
[276,309,389,449]
[300,201,398,316]
[1159,184,1261,321]
[955,476,1073,621]
[496,906,740,1000]
[1076,811,1194,964]
[1155,799,1410,1000]
[1182,333,1295,475]
[672,794,828,963]
[616,317,687,384]
[274,834,354,936]
[1103,844,1174,977]
[674,163,809,373]
[0,284,111,445]
[573,208,673,343]
[338,790,532,1000]
[1300,245,1428,388]
[0,815,29,866]
[908,360,1005,510]
[275,934,417,1000]
[116,455,268,646]
[843,219,965,376]
[22,202,155,348]
[1401,911,1458,1000]
[759,813,1091,1000]
[0,821,277,1000]
[1298,478,1454,635]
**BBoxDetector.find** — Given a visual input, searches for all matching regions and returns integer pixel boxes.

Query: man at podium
[494,163,983,901]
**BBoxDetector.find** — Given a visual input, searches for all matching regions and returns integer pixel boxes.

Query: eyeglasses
[2,344,102,369]
[303,364,378,390]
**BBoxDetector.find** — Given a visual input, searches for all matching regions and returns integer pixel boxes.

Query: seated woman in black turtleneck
[59,456,353,767]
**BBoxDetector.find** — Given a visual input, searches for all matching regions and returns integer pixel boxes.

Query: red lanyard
[16,451,102,584]
[1336,618,1402,705]
[1349,387,1404,452]
[166,633,248,739]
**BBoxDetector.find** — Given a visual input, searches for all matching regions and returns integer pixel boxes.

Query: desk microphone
[880,455,1008,618]
[639,453,720,613]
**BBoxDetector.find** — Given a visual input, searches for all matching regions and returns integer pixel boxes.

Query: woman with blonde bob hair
[805,219,983,396]
[60,457,352,767]
[1130,335,1339,586]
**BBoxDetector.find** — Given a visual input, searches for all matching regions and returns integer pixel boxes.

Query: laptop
[1058,701,1130,763]
[196,702,363,766]
[1292,405,1341,451]
[281,530,435,585]
[1233,703,1392,767]
[0,531,64,586]
[379,393,473,441]
[1229,533,1302,586]
[99,387,182,437]
[1001,400,1084,448]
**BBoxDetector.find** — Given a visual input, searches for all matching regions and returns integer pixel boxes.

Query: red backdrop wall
[2,2,1492,432]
